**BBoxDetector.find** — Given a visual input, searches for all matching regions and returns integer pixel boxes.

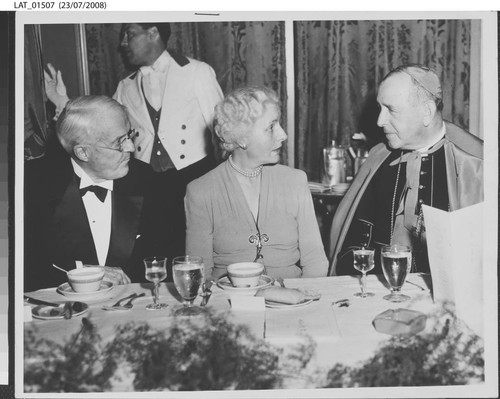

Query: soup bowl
[227,262,265,287]
[67,266,105,293]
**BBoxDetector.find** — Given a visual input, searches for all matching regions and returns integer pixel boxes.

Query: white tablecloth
[24,273,436,389]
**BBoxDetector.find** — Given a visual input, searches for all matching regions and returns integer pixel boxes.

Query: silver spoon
[52,264,68,274]
[117,292,146,310]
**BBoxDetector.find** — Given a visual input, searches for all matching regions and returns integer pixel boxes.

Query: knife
[24,295,62,307]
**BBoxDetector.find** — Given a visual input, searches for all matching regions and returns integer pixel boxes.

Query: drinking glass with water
[381,245,412,302]
[172,255,205,316]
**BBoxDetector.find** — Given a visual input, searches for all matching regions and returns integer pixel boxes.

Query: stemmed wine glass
[352,247,375,298]
[172,255,205,316]
[381,244,412,302]
[144,256,168,310]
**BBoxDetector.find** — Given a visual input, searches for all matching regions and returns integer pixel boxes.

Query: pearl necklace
[228,155,263,178]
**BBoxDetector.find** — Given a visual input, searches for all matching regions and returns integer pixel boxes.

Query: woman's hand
[44,63,69,120]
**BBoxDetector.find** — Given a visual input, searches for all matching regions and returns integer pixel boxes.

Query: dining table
[23,273,443,391]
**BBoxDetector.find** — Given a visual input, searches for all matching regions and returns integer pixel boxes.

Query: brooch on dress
[248,233,269,263]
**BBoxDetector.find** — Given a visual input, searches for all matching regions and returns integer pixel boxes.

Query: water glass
[381,245,412,302]
[172,255,205,316]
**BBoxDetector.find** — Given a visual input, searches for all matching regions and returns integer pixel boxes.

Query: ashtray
[372,308,427,337]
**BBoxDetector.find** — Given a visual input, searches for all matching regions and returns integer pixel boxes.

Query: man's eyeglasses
[94,129,139,152]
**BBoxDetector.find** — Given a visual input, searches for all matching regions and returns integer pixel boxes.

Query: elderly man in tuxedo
[329,64,483,276]
[45,22,223,256]
[24,96,178,292]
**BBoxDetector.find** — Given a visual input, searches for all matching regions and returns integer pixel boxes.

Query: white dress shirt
[71,159,113,266]
[140,50,170,110]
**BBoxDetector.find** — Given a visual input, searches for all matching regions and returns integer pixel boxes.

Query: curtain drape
[85,21,288,163]
[26,19,472,172]
[295,19,472,181]
[24,25,50,160]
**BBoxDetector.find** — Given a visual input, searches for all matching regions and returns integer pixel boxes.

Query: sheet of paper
[423,203,483,337]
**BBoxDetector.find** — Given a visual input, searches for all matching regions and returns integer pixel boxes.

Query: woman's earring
[240,143,247,150]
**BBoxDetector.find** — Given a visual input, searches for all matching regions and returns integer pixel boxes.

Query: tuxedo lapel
[50,172,98,267]
[106,187,143,267]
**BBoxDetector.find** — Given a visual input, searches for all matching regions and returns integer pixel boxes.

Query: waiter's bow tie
[80,185,108,202]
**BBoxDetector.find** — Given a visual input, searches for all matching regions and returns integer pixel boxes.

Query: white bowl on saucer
[57,281,114,302]
[67,266,105,293]
[217,275,273,296]
[227,262,265,287]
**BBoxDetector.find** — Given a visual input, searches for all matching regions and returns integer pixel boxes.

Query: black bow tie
[79,185,108,202]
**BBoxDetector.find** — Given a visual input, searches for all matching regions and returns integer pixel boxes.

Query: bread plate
[32,301,89,320]
[265,298,313,309]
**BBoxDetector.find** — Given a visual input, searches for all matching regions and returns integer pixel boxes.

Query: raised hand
[44,63,69,120]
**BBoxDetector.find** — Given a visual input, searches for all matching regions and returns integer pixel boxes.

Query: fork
[102,293,139,311]
[113,293,146,310]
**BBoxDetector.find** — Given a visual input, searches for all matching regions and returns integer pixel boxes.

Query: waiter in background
[45,22,224,273]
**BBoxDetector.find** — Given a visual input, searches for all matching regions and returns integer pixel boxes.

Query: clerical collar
[416,123,446,153]
[71,158,114,191]
[140,50,170,74]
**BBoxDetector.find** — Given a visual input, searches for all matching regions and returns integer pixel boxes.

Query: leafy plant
[24,306,484,392]
[324,306,484,388]
[24,318,116,392]
[106,310,283,391]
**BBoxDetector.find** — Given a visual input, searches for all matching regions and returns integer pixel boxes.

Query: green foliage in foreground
[24,307,484,392]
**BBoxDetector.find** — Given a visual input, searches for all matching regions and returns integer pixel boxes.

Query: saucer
[217,275,273,296]
[32,301,89,320]
[57,281,113,301]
